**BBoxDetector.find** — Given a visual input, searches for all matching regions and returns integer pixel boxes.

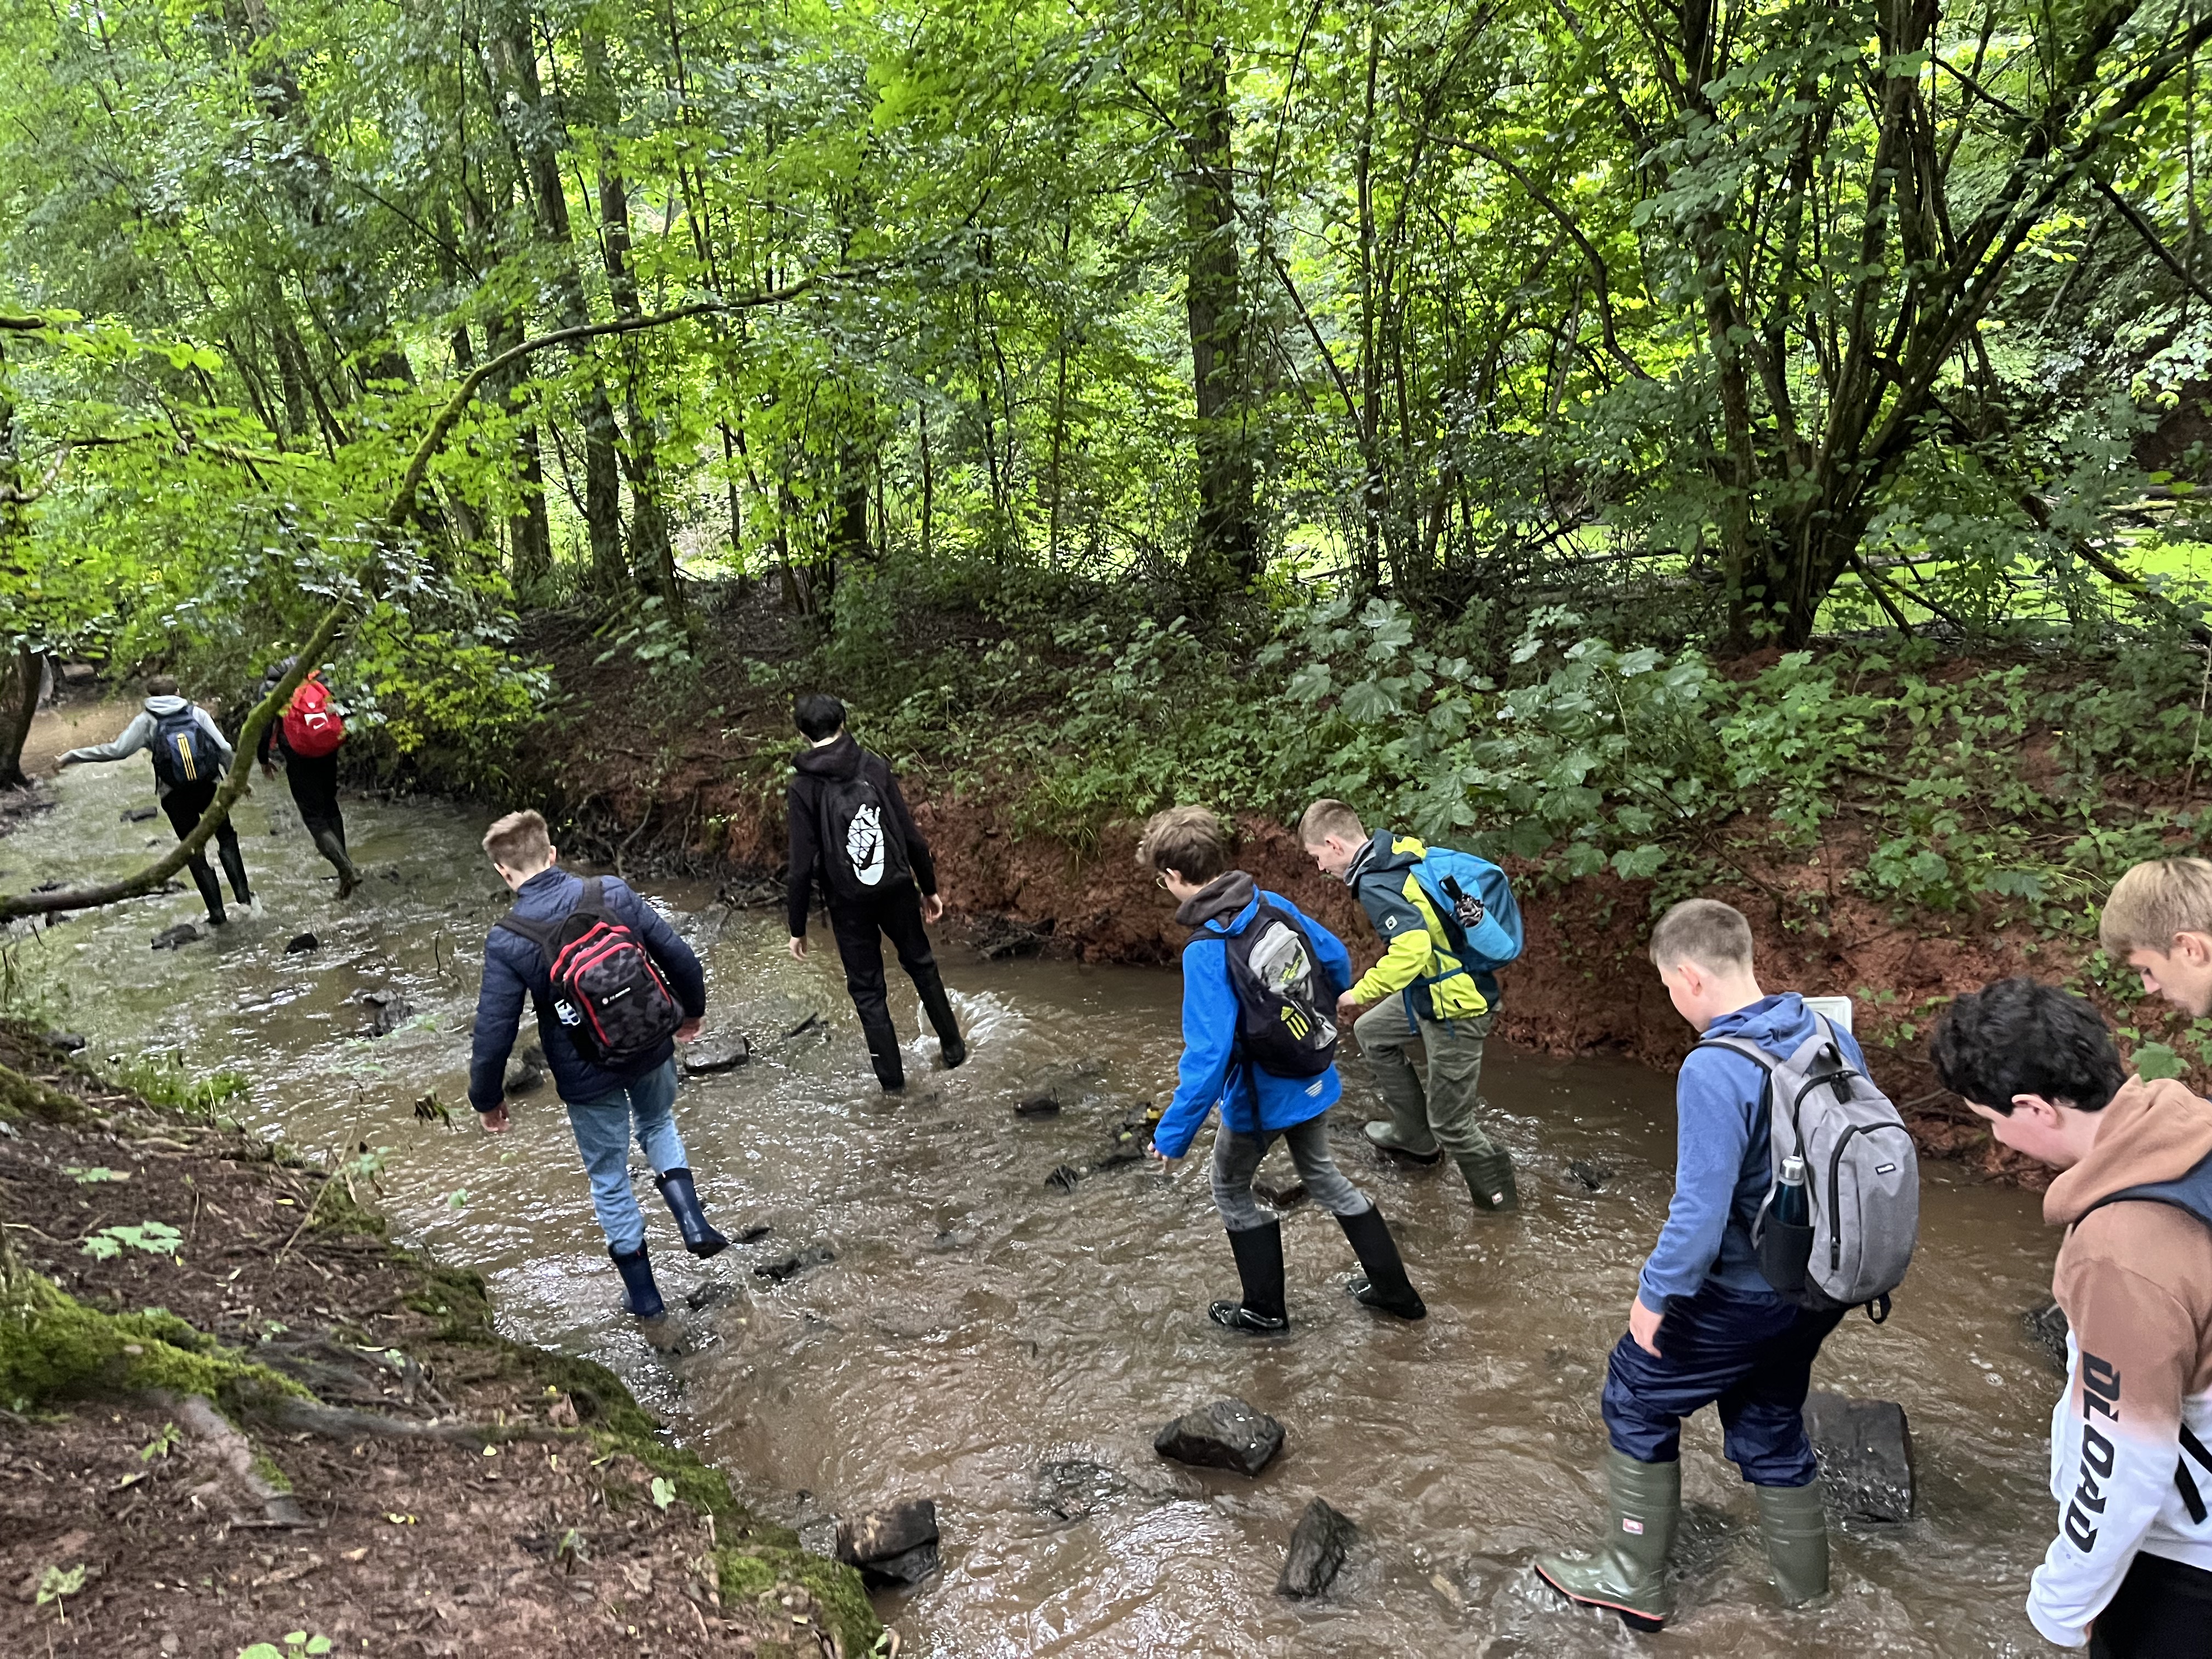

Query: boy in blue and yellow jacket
[1139,806,1425,1330]
[1300,798,1517,1214]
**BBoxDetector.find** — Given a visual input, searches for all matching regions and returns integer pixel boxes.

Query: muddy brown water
[5,710,2070,1656]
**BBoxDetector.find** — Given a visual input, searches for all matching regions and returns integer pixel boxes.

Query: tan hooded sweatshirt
[2027,1076,2212,1646]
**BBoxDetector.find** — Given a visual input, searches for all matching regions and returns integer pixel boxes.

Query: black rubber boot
[217,840,252,907]
[861,1016,906,1092]
[1338,1203,1427,1320]
[918,971,967,1069]
[189,864,228,926]
[608,1243,665,1319]
[313,827,362,897]
[653,1167,729,1259]
[1209,1221,1289,1333]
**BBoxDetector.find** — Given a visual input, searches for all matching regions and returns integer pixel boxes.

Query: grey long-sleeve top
[60,696,233,797]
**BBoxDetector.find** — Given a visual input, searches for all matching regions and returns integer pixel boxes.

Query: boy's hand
[922,893,945,923]
[788,934,808,961]
[1335,991,1362,1023]
[1148,1144,1182,1171]
[1629,1295,1664,1356]
[260,760,278,779]
[478,1103,510,1135]
[675,1018,702,1043]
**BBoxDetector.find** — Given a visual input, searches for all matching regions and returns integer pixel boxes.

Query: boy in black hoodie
[785,694,966,1091]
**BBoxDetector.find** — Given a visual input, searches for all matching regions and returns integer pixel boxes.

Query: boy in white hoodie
[59,675,253,924]
[1930,975,2212,1657]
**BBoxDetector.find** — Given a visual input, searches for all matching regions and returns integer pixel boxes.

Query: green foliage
[80,1221,182,1262]
[238,1633,333,1659]
[103,1055,249,1120]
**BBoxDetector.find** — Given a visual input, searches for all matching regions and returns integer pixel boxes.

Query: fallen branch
[2,280,814,921]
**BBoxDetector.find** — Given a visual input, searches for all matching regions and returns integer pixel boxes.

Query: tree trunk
[490,2,625,594]
[0,645,42,791]
[1180,26,1258,589]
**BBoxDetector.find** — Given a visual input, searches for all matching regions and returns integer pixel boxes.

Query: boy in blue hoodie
[1138,806,1425,1329]
[1535,898,1850,1631]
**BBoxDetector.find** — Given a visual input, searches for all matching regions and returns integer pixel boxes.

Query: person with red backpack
[255,658,359,896]
[785,693,966,1092]
[467,809,724,1321]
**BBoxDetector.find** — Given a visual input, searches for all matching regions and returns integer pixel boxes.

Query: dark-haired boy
[785,693,964,1092]
[1535,898,1851,1630]
[1138,805,1423,1330]
[1929,977,2212,1658]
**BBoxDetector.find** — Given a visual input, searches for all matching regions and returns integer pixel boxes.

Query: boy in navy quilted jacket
[1137,806,1424,1331]
[467,809,724,1321]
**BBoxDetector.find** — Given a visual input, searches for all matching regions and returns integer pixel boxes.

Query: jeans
[1210,1113,1372,1232]
[1352,998,1498,1160]
[2090,1552,2212,1658]
[1601,1278,1845,1485]
[564,1057,686,1254]
[827,882,961,1086]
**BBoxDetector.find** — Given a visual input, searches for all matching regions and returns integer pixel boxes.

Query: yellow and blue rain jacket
[1344,831,1489,1022]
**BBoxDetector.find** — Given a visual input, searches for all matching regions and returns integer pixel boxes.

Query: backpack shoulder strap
[575,876,610,919]
[494,910,562,956]
[1691,1033,1776,1069]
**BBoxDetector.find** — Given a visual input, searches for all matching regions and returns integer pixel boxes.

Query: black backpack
[495,878,682,1066]
[150,704,219,788]
[816,767,912,900]
[1221,901,1340,1078]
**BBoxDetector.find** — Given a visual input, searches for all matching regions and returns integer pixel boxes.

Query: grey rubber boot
[1362,1119,1443,1163]
[1457,1146,1520,1212]
[1533,1450,1680,1632]
[217,839,253,906]
[1338,1204,1426,1320]
[313,827,362,897]
[1754,1479,1830,1606]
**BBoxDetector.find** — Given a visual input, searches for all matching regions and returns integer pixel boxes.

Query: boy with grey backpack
[1536,899,1919,1633]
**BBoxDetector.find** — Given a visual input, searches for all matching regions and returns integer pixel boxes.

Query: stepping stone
[1803,1390,1914,1522]
[284,931,319,954]
[1154,1398,1284,1477]
[683,1036,753,1075]
[1277,1497,1356,1597]
[836,1498,940,1585]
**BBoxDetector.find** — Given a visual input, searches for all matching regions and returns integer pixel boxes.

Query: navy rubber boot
[653,1167,730,1259]
[609,1243,665,1318]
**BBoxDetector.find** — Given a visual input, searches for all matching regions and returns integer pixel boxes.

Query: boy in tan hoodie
[1929,974,2212,1657]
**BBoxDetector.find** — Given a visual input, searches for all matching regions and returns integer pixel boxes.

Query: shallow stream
[4,707,2069,1656]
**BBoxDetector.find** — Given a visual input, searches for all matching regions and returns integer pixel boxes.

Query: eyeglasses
[1155,873,1170,889]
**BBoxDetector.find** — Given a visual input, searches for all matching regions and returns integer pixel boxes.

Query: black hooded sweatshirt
[785,732,938,935]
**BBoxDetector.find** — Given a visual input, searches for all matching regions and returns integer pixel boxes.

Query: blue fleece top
[1637,992,1869,1308]
[467,868,708,1110]
[1153,885,1356,1160]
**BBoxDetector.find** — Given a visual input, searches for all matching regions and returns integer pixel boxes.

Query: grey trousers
[1210,1113,1372,1233]
[1353,999,1499,1160]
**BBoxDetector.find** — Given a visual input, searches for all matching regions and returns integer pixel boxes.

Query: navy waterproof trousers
[1601,1279,1844,1486]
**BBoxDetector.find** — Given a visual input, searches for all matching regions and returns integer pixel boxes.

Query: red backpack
[282,674,346,758]
[494,878,683,1065]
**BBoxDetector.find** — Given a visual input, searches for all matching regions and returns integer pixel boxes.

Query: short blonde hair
[1137,806,1229,884]
[2100,857,2212,956]
[1298,798,1365,845]
[483,809,553,871]
[1649,898,1754,974]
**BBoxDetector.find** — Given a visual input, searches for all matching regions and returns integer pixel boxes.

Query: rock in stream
[1154,1398,1285,1476]
[1803,1390,1914,1522]
[836,1498,941,1585]
[1277,1497,1357,1597]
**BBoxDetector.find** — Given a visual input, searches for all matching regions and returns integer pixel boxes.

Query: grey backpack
[1698,1014,1920,1319]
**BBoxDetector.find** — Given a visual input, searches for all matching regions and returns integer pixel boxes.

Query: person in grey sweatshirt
[59,675,253,923]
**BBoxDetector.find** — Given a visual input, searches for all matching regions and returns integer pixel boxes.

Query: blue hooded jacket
[1153,872,1355,1160]
[1638,991,1869,1308]
[467,867,708,1111]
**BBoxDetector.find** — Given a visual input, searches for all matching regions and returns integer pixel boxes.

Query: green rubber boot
[1754,1479,1830,1606]
[1533,1451,1679,1632]
[1457,1146,1519,1212]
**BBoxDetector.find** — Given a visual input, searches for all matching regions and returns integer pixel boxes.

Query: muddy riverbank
[0,727,2083,1655]
[0,1025,879,1658]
